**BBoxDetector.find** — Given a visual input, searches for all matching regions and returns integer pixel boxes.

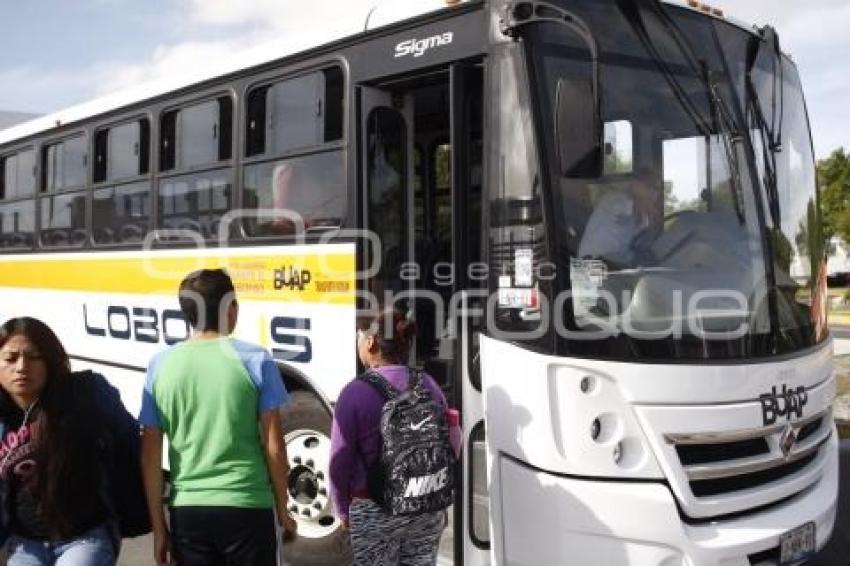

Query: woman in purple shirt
[330,307,447,565]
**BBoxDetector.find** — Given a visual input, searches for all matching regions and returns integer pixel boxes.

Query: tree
[817,148,850,245]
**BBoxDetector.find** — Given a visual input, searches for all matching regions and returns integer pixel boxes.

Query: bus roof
[0,0,761,148]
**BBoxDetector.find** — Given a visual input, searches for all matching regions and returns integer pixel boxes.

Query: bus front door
[359,63,487,565]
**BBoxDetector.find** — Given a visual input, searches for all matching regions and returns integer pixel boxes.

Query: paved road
[116,519,454,565]
[813,440,850,565]
[116,444,849,565]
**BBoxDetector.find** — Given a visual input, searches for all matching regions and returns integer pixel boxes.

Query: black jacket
[0,371,148,544]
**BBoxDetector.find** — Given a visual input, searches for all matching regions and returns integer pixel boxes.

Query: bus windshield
[525,2,823,360]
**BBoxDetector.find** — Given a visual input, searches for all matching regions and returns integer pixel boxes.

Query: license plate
[779,522,816,566]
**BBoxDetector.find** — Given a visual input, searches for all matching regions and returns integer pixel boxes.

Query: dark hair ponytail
[358,306,417,364]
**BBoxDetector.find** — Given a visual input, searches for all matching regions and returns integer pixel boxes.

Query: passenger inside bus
[270,162,301,234]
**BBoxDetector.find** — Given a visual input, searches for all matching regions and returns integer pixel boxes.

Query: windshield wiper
[618,0,747,222]
[748,27,784,149]
[616,0,712,136]
[706,68,747,223]
[745,26,785,228]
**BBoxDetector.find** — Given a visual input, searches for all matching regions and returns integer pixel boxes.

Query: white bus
[0,1,837,564]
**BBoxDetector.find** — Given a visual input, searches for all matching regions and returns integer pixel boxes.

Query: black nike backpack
[359,368,456,516]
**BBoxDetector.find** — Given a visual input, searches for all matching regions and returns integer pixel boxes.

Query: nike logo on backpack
[409,416,432,431]
[403,467,449,498]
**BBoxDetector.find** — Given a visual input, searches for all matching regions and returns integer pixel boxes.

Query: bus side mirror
[556,77,603,178]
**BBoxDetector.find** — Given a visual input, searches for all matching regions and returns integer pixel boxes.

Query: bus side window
[242,66,346,237]
[39,136,87,249]
[245,66,344,159]
[92,118,152,246]
[177,100,220,169]
[163,98,232,171]
[268,73,324,154]
[2,150,35,200]
[0,200,35,250]
[243,153,345,237]
[96,119,150,184]
[42,136,87,193]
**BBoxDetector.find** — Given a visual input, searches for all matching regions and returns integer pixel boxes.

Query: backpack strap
[358,369,398,401]
[407,367,425,393]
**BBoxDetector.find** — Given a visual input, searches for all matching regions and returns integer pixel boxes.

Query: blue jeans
[6,524,116,566]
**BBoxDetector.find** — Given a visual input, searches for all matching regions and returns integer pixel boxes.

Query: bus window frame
[153,89,237,245]
[89,112,155,249]
[40,131,89,194]
[154,164,237,245]
[243,65,347,160]
[0,146,38,252]
[0,57,357,252]
[158,90,237,176]
[0,145,37,202]
[37,132,90,251]
[92,113,154,187]
[239,61,349,242]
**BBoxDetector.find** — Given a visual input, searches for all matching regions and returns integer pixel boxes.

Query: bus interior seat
[118,223,143,243]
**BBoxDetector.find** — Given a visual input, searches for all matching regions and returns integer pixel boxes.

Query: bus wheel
[280,391,352,565]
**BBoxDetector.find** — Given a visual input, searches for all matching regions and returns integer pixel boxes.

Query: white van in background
[828,237,850,286]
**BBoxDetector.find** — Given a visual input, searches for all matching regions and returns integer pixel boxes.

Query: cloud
[802,65,850,156]
[178,0,456,36]
[179,0,376,35]
[720,1,850,156]
[719,0,847,30]
[95,0,420,102]
[0,65,116,114]
[92,0,458,104]
[95,40,245,96]
[1,0,400,114]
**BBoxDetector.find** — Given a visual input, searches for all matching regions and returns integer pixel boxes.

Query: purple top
[329,365,447,519]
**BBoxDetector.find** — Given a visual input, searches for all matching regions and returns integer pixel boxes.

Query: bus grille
[665,409,831,499]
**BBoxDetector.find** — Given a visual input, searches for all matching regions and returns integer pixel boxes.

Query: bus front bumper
[495,432,838,566]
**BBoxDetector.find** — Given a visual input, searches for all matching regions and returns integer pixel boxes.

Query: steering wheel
[630,210,702,262]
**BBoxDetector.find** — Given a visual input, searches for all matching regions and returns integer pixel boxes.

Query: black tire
[280,391,353,566]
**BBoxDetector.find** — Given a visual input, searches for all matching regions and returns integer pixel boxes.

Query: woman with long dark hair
[0,317,137,565]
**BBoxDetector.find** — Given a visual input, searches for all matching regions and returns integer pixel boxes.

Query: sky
[0,0,846,159]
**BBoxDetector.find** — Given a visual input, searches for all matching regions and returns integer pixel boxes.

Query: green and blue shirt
[139,337,287,508]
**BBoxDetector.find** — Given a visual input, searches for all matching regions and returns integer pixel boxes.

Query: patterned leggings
[348,499,445,566]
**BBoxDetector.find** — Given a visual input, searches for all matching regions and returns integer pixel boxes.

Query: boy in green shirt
[140,269,296,565]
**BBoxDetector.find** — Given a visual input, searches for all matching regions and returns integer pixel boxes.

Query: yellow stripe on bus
[0,252,356,305]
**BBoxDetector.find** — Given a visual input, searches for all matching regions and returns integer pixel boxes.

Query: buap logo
[394,32,454,58]
[759,384,808,426]
[274,266,312,291]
